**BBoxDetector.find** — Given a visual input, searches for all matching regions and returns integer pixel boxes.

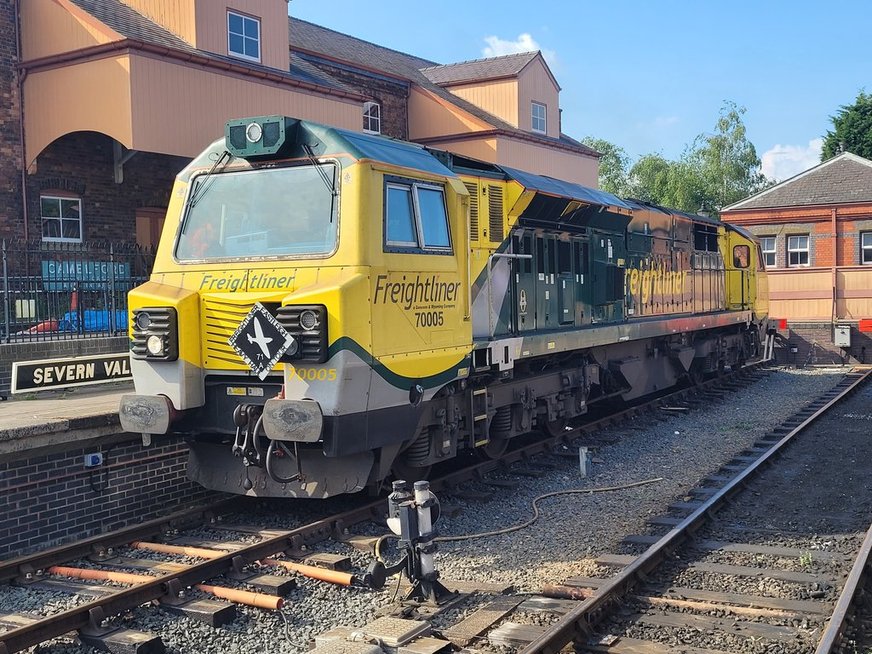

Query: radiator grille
[488,184,504,243]
[465,181,479,241]
[202,298,257,368]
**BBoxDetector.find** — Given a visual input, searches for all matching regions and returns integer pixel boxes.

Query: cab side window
[386,185,417,246]
[384,176,452,254]
[733,244,750,268]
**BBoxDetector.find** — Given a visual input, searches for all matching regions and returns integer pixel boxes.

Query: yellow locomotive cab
[120,116,769,499]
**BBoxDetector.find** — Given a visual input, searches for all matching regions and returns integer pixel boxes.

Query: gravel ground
[592,368,872,654]
[1,367,848,654]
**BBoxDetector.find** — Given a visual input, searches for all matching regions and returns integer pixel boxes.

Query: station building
[0,0,599,250]
[721,152,872,364]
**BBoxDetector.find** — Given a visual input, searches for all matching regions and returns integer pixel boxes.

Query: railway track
[0,362,777,654]
[511,368,872,654]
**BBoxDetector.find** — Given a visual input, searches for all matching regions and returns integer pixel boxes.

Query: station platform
[0,383,130,461]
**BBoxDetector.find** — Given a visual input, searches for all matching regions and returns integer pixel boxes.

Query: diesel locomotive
[119,115,770,498]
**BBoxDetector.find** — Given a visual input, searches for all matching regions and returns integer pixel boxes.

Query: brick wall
[26,133,188,244]
[776,321,872,366]
[302,57,410,140]
[744,219,872,269]
[0,336,128,398]
[0,0,23,242]
[0,437,221,559]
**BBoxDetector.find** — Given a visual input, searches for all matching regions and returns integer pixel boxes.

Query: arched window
[363,101,381,134]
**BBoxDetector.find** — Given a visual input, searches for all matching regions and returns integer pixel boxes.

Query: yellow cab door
[723,229,755,310]
[369,169,471,416]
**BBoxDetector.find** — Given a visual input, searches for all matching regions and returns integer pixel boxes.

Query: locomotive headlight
[131,307,178,361]
[286,337,299,357]
[245,122,263,143]
[299,309,319,331]
[146,335,165,356]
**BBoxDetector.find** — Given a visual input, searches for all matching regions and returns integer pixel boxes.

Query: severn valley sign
[12,353,132,393]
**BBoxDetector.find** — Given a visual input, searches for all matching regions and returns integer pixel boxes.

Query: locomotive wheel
[542,417,568,437]
[687,361,706,386]
[391,456,432,484]
[477,436,509,460]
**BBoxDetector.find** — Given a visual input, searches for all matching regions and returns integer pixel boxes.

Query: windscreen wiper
[302,144,338,223]
[188,150,233,210]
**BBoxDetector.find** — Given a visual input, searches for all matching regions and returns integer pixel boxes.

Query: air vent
[465,181,479,241]
[488,185,504,243]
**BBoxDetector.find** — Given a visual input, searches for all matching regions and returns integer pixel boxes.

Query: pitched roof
[421,51,539,85]
[289,19,595,157]
[68,0,195,51]
[724,152,872,211]
[66,0,356,96]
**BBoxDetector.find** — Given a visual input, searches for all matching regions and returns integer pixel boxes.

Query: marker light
[134,312,151,331]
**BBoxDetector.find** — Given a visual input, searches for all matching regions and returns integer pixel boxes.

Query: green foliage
[690,102,769,209]
[581,137,632,196]
[822,91,872,160]
[587,102,770,215]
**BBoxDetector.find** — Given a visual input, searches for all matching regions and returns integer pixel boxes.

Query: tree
[689,101,768,210]
[585,102,769,214]
[821,91,872,160]
[581,137,631,196]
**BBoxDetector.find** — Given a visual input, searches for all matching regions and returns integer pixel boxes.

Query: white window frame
[227,10,261,63]
[41,195,83,243]
[787,234,810,267]
[531,101,547,134]
[760,236,776,268]
[363,101,381,134]
[862,231,872,265]
[384,179,452,254]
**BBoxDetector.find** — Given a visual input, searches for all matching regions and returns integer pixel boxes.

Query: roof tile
[726,153,872,210]
[421,52,539,85]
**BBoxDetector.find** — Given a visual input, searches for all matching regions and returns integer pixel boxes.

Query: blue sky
[291,1,869,181]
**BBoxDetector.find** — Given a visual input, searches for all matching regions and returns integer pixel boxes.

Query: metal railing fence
[1,240,155,342]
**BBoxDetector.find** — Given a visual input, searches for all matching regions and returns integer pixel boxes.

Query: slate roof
[68,0,195,51]
[65,0,357,96]
[421,52,539,85]
[289,18,596,157]
[724,153,872,211]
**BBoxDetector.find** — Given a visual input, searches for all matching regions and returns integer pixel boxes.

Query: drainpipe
[831,207,837,332]
[14,0,28,241]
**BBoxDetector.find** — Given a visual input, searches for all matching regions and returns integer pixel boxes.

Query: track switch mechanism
[366,480,454,605]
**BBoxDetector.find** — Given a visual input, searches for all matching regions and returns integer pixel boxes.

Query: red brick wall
[25,132,189,244]
[0,437,221,558]
[777,321,872,366]
[0,0,23,241]
[300,56,410,140]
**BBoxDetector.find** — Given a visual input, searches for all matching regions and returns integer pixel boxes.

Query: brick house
[0,0,599,250]
[721,152,872,364]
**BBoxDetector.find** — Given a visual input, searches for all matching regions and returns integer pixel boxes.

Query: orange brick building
[722,152,872,365]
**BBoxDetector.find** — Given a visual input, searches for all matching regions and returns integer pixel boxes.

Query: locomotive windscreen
[175,163,338,261]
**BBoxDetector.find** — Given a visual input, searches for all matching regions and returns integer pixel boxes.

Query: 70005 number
[288,367,337,381]
[415,310,444,327]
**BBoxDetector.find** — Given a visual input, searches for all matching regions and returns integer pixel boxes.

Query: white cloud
[482,33,556,66]
[761,138,823,182]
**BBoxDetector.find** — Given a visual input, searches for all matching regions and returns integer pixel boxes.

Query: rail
[520,367,872,654]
